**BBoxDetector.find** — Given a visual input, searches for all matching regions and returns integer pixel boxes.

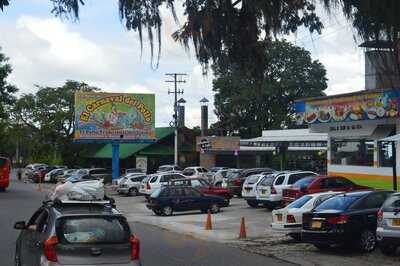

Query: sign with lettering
[74,92,156,142]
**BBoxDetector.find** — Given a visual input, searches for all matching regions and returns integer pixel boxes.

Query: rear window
[314,195,360,211]
[260,175,275,186]
[57,217,130,244]
[246,175,261,184]
[293,176,316,189]
[382,195,400,212]
[287,195,312,209]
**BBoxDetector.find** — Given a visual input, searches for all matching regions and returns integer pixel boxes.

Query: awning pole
[112,143,120,181]
[392,141,397,191]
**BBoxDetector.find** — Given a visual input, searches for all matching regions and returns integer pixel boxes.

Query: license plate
[276,214,283,222]
[261,189,266,194]
[311,220,322,229]
[392,218,400,226]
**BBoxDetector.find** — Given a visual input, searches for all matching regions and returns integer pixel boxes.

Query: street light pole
[166,73,186,166]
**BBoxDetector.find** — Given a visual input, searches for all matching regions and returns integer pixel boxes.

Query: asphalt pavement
[0,176,292,266]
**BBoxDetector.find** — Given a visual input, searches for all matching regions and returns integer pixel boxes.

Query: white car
[212,169,230,186]
[156,165,182,173]
[255,171,317,210]
[242,174,268,207]
[117,174,147,196]
[271,191,342,240]
[44,168,65,183]
[182,167,210,179]
[139,172,186,196]
[115,173,144,186]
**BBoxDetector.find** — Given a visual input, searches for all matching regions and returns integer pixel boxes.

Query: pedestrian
[17,168,22,181]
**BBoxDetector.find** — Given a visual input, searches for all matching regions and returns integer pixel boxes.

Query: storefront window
[379,142,393,167]
[331,139,374,166]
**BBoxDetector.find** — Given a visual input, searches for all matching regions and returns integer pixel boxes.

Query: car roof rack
[43,197,116,208]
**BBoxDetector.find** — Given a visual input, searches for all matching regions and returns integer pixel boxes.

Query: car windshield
[382,195,400,212]
[314,195,360,211]
[57,217,130,244]
[246,175,261,185]
[287,195,313,209]
[292,176,316,189]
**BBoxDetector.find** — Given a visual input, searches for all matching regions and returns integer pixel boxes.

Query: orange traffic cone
[239,217,247,239]
[205,211,212,230]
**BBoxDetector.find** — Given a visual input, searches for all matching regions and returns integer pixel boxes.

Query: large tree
[212,40,327,138]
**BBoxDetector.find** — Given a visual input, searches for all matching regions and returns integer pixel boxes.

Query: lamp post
[177,98,186,128]
[200,97,209,136]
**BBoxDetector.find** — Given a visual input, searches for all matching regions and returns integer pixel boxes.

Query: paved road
[0,176,292,266]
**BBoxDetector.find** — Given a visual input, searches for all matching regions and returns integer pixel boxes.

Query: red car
[0,157,10,191]
[282,175,370,203]
[169,177,233,204]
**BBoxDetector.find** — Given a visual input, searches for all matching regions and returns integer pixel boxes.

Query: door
[21,209,49,266]
[273,174,286,196]
[182,187,204,211]
[169,187,186,211]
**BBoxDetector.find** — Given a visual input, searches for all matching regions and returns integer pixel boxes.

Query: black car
[302,190,394,252]
[146,186,229,216]
[14,200,141,266]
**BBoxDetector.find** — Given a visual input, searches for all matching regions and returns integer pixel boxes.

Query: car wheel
[380,244,398,256]
[128,188,139,197]
[314,244,330,250]
[162,206,173,216]
[247,200,258,208]
[153,210,162,216]
[359,229,377,252]
[288,233,301,241]
[210,203,220,214]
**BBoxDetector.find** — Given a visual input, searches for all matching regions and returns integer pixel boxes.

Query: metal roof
[241,129,328,143]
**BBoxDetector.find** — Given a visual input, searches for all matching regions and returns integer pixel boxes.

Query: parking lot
[110,191,400,266]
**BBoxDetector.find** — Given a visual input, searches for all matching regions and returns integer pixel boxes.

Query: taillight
[146,182,151,190]
[44,236,58,262]
[271,186,277,194]
[287,214,296,223]
[327,214,349,225]
[130,235,140,260]
[377,209,383,222]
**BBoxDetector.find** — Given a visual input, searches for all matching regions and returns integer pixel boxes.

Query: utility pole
[165,73,187,166]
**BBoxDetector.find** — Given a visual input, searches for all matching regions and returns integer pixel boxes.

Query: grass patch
[349,178,399,190]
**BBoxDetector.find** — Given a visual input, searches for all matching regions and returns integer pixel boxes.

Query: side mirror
[14,221,26,230]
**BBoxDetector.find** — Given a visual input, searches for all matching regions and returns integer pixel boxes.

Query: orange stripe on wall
[328,171,398,181]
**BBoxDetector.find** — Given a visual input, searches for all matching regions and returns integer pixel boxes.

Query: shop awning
[92,127,175,159]
[380,134,400,142]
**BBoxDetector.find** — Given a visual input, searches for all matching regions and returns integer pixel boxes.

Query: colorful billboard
[74,92,156,142]
[294,89,400,125]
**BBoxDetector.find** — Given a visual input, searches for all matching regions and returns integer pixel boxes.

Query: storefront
[295,88,400,183]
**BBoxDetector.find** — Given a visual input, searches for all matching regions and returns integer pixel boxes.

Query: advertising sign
[196,136,240,152]
[74,92,156,142]
[294,89,400,125]
[135,157,148,173]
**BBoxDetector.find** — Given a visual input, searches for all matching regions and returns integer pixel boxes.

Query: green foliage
[212,40,327,138]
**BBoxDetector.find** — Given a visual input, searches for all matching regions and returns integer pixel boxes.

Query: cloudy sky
[0,1,365,128]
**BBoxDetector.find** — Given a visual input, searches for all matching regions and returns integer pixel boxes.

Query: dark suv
[302,190,394,252]
[14,200,141,266]
[224,168,275,197]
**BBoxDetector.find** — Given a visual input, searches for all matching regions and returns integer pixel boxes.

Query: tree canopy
[212,40,327,138]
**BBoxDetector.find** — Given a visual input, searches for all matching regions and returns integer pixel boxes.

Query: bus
[0,157,10,191]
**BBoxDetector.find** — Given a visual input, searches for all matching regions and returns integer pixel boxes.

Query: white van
[139,172,186,196]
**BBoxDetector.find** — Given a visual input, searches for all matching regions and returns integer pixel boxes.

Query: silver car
[14,200,141,266]
[377,192,400,255]
[117,174,147,196]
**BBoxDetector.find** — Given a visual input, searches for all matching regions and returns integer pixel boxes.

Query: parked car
[56,169,80,183]
[31,166,56,183]
[117,174,147,196]
[209,167,228,174]
[271,191,342,240]
[242,174,270,207]
[182,167,210,178]
[282,175,370,203]
[377,192,400,255]
[44,168,66,183]
[302,190,394,252]
[156,165,182,173]
[23,164,47,179]
[256,171,317,210]
[0,156,10,192]
[139,172,186,196]
[212,168,231,186]
[168,177,233,204]
[115,173,143,186]
[146,186,229,216]
[126,168,144,174]
[223,168,275,197]
[14,200,141,266]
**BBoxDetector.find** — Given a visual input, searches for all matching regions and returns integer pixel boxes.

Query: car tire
[380,244,398,256]
[153,209,162,216]
[162,206,173,216]
[314,244,330,250]
[209,203,220,214]
[128,188,139,197]
[247,200,258,208]
[359,229,377,252]
[289,233,302,241]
